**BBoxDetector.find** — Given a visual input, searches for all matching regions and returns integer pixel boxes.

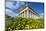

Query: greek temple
[16,4,40,18]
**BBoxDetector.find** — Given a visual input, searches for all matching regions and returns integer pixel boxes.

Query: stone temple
[16,3,40,18]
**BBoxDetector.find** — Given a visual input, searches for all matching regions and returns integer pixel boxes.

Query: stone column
[30,11,31,17]
[24,10,25,17]
[27,10,29,18]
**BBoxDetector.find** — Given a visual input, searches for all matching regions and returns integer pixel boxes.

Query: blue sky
[5,1,44,17]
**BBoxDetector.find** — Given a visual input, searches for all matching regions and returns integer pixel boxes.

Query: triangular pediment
[16,6,40,17]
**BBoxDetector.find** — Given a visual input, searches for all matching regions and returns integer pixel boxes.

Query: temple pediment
[16,6,40,18]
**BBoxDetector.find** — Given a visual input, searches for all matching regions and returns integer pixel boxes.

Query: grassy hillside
[5,15,44,31]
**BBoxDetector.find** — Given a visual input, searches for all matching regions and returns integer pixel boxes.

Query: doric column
[27,10,29,18]
[24,10,25,17]
[30,11,31,17]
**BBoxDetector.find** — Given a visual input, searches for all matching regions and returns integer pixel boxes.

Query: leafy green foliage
[5,15,44,31]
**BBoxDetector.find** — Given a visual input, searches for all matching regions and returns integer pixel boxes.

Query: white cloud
[6,9,16,17]
[40,13,44,16]
[6,1,25,9]
[40,13,44,18]
[6,1,16,9]
[5,1,25,17]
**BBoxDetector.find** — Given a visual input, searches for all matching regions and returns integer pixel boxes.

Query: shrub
[5,15,44,31]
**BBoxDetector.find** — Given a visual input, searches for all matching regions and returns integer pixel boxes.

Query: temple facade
[16,6,40,18]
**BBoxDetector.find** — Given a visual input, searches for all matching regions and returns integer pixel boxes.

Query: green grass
[5,15,44,31]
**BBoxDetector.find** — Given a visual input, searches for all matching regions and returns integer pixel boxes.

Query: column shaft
[24,10,25,17]
[27,10,29,18]
[30,11,31,17]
